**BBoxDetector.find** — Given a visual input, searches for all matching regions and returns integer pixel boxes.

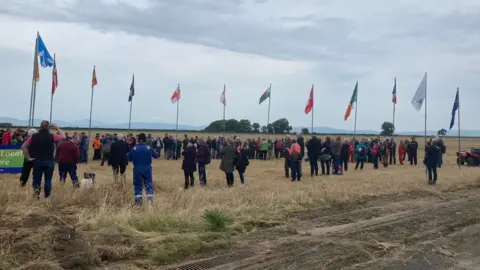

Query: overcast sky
[1,0,479,131]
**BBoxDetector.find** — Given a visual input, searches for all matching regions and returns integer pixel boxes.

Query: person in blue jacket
[128,133,159,205]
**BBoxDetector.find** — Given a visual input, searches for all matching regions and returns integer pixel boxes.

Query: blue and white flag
[37,33,54,68]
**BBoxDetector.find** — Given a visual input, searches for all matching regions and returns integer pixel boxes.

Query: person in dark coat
[196,138,211,186]
[340,139,350,172]
[234,142,250,184]
[297,135,305,157]
[220,139,236,187]
[109,133,130,183]
[306,136,321,177]
[320,137,332,175]
[425,141,441,185]
[182,142,197,189]
[407,137,418,166]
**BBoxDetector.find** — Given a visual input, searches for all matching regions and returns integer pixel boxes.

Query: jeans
[355,159,365,170]
[58,162,79,185]
[427,164,438,183]
[80,149,88,163]
[332,155,341,174]
[321,160,330,175]
[198,164,207,185]
[341,156,348,171]
[291,160,301,181]
[284,159,291,177]
[33,159,55,198]
[184,171,194,189]
[309,156,318,176]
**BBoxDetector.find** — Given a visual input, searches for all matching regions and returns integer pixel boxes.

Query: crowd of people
[0,123,446,204]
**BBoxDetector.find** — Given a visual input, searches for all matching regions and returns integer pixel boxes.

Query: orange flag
[91,66,98,87]
[344,82,358,121]
[304,85,313,114]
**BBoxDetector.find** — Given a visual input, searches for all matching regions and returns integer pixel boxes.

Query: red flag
[171,85,181,103]
[304,85,314,114]
[51,55,58,94]
[92,66,98,87]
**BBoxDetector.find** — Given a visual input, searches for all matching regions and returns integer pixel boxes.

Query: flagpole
[424,72,427,147]
[354,82,358,137]
[267,83,271,132]
[392,77,396,132]
[222,84,226,137]
[88,66,95,147]
[128,99,133,131]
[176,84,180,137]
[49,53,56,124]
[457,87,461,169]
[311,84,314,134]
[29,33,39,127]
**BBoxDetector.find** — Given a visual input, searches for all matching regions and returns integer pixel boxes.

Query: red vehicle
[457,148,480,166]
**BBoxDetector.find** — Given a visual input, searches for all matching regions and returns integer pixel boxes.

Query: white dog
[80,172,96,188]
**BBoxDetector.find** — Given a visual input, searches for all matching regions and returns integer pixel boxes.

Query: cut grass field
[0,132,479,269]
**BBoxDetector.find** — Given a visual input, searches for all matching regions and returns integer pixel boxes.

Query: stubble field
[0,131,479,270]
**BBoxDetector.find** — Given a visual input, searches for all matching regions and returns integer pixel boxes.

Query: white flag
[220,85,226,106]
[411,72,427,112]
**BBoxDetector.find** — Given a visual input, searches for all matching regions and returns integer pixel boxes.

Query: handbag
[319,154,331,161]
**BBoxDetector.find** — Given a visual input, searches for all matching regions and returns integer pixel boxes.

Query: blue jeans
[198,164,207,185]
[33,159,55,198]
[333,155,341,174]
[80,149,88,163]
[291,160,301,181]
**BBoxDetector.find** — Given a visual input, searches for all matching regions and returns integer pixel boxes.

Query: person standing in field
[220,139,236,187]
[92,134,102,160]
[398,140,405,165]
[196,138,211,186]
[109,133,129,184]
[354,139,368,170]
[407,137,418,166]
[100,135,113,166]
[128,133,159,205]
[19,128,37,187]
[371,141,380,169]
[306,135,321,177]
[320,137,332,175]
[234,142,250,184]
[182,142,197,189]
[425,141,441,185]
[259,138,268,160]
[289,139,303,181]
[331,136,342,175]
[22,121,65,199]
[56,137,80,187]
[340,138,350,172]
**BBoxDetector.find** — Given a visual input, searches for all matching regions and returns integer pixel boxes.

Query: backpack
[291,149,300,161]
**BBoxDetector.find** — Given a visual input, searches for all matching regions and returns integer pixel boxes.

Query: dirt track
[164,187,480,270]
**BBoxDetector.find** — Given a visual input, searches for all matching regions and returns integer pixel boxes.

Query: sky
[1,0,479,132]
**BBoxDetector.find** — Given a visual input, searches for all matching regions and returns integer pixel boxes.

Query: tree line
[204,118,293,134]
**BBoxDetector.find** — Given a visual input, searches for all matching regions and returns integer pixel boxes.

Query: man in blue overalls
[128,133,159,205]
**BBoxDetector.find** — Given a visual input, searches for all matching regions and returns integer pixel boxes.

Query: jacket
[197,144,211,165]
[57,140,80,163]
[182,146,197,173]
[109,139,129,166]
[220,145,236,173]
[355,143,368,161]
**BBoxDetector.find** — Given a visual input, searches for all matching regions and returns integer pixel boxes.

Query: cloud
[0,0,480,132]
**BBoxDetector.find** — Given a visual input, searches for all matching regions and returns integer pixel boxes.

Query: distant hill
[1,117,479,137]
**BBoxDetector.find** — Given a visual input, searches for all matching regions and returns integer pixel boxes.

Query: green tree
[271,118,292,134]
[261,125,268,133]
[380,121,395,136]
[252,122,260,133]
[238,119,252,133]
[437,128,447,136]
[301,128,309,134]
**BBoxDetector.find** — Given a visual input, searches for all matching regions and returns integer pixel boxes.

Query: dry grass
[0,134,479,269]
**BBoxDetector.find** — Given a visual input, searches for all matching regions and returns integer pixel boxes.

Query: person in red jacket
[57,139,80,187]
[398,140,405,165]
[1,129,12,145]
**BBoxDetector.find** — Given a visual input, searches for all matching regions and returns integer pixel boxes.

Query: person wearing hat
[128,133,159,205]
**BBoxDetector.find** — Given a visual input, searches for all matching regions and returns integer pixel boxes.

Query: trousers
[133,166,154,205]
[58,162,79,185]
[32,159,55,198]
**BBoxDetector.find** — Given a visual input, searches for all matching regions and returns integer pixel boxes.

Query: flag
[91,66,98,87]
[51,56,58,94]
[305,85,313,114]
[128,74,135,102]
[220,85,226,106]
[392,78,397,104]
[171,86,181,104]
[411,72,427,112]
[34,50,40,82]
[259,85,271,104]
[449,88,459,130]
[37,33,54,68]
[344,82,358,121]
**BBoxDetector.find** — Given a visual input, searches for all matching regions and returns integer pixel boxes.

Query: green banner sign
[0,146,24,174]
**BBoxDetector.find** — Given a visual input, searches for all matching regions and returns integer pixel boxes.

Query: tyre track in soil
[163,187,480,270]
